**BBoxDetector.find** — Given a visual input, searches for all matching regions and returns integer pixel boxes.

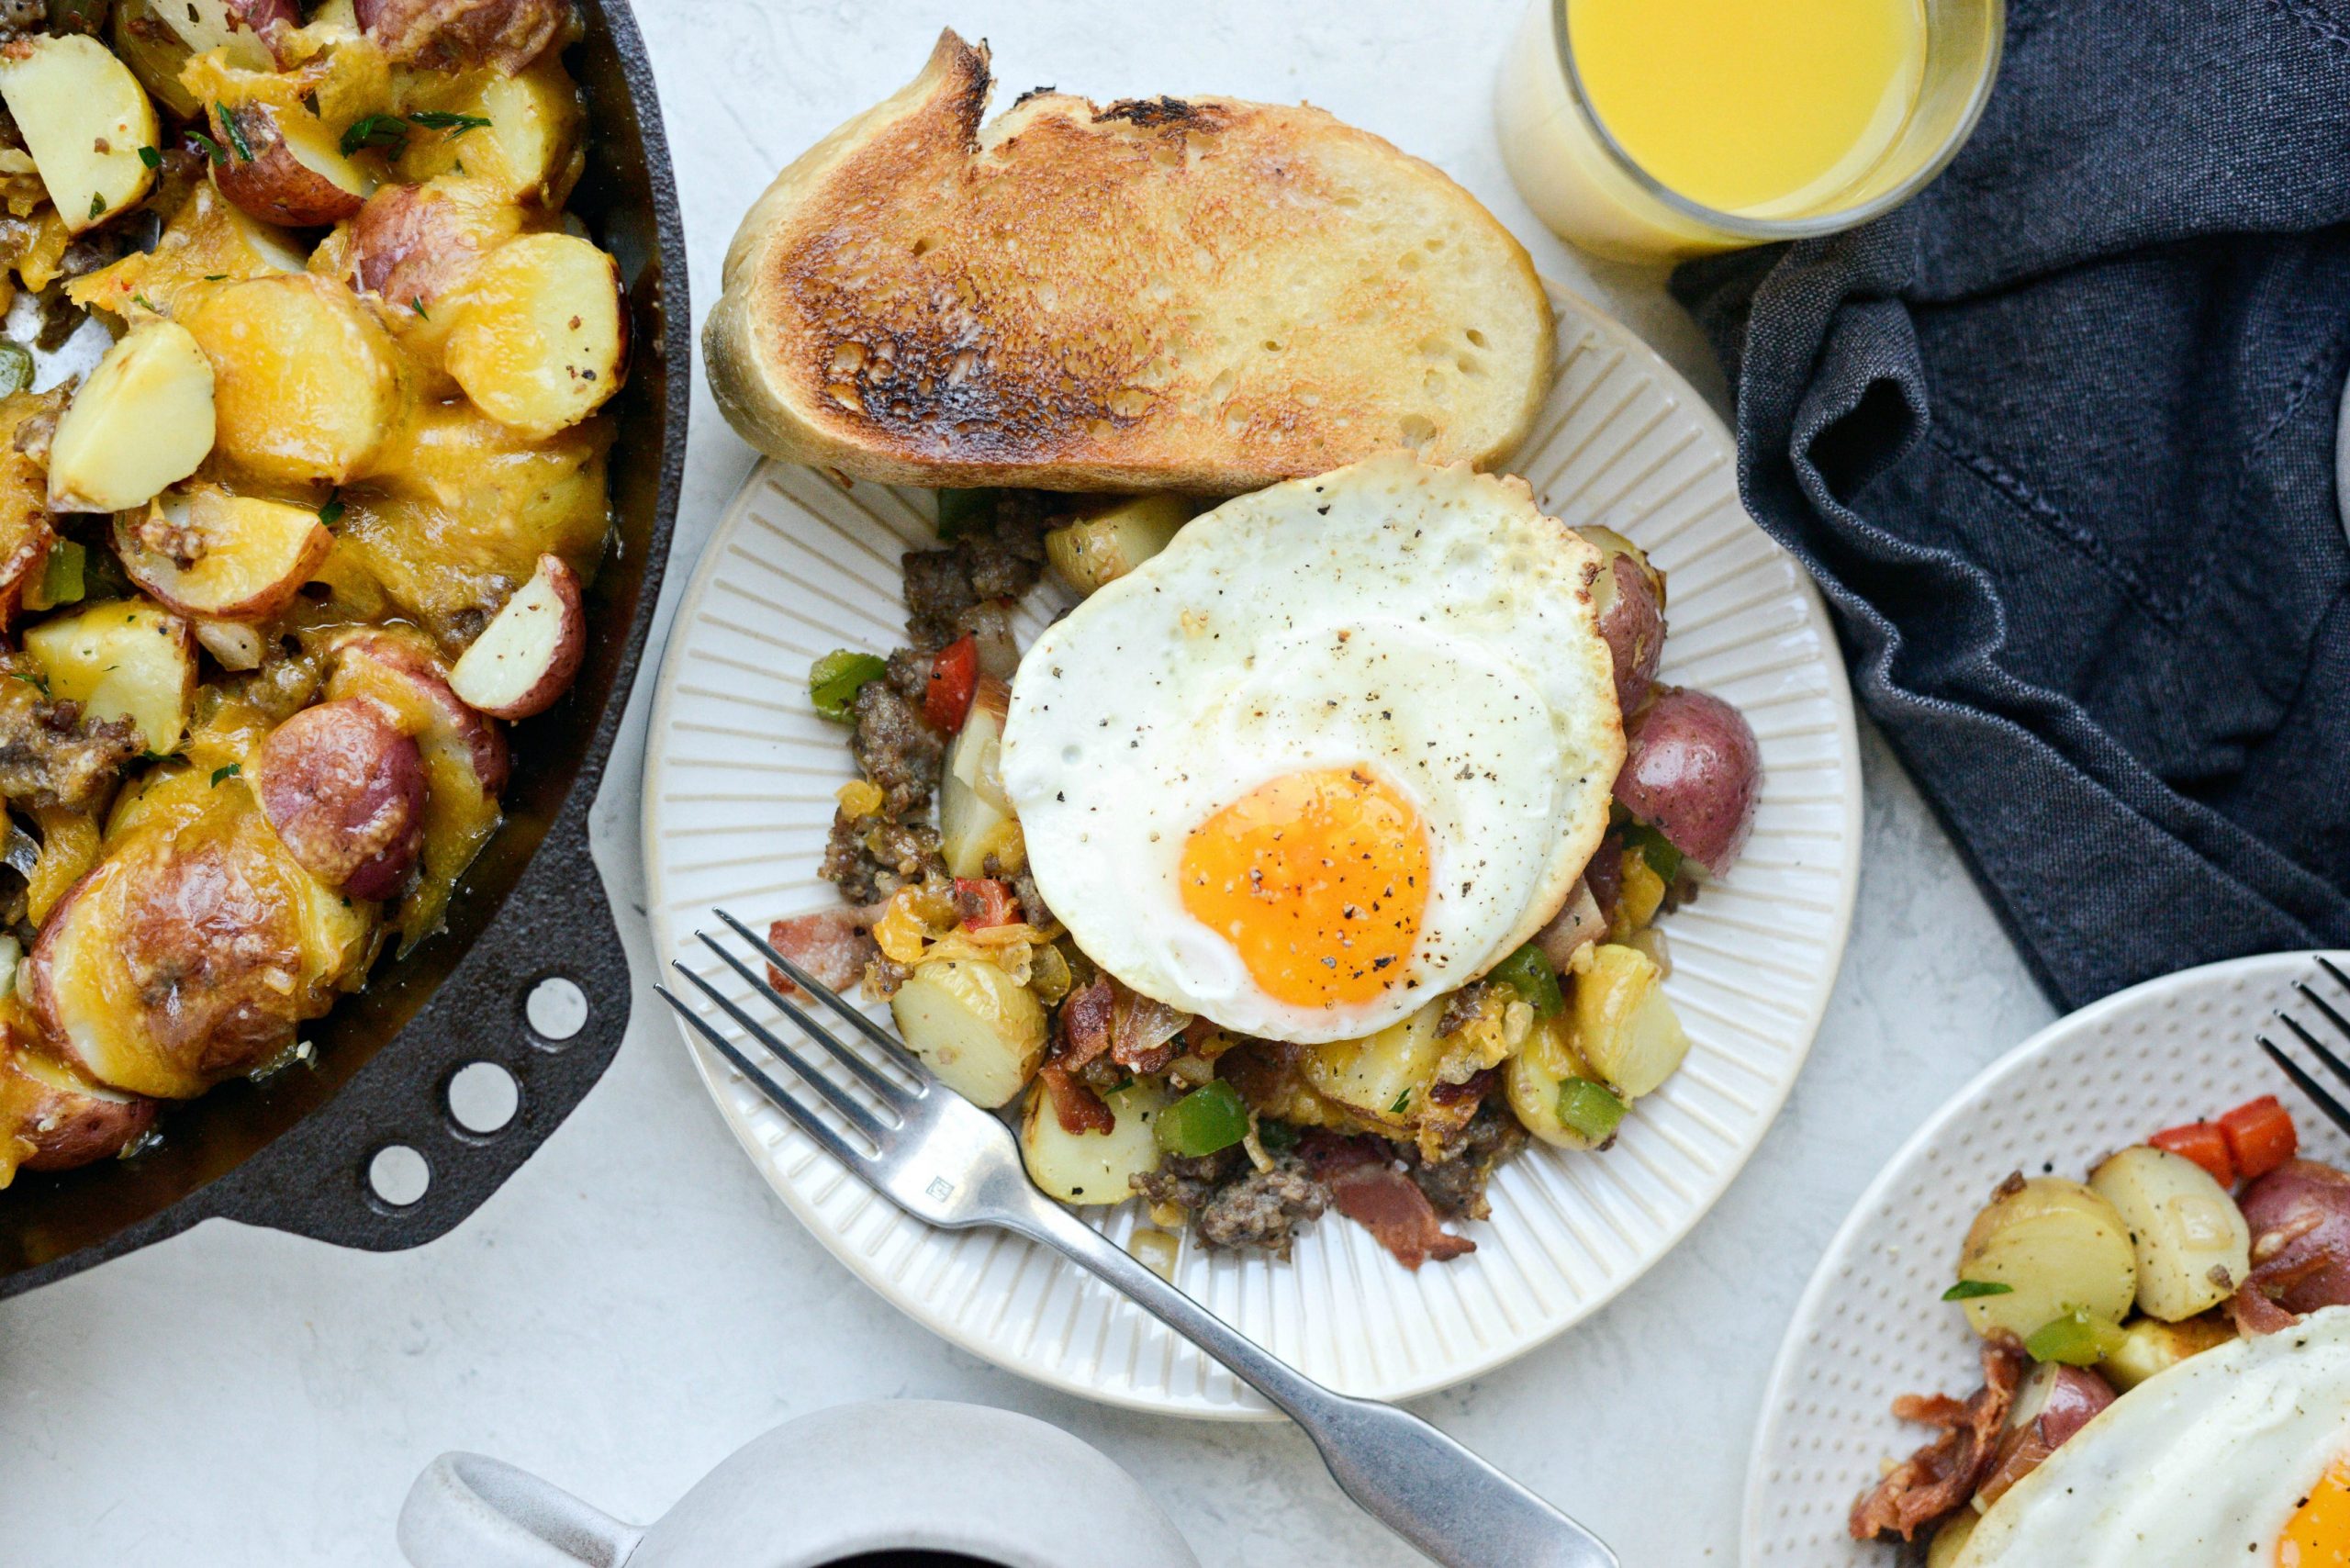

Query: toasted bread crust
[706,31,1553,493]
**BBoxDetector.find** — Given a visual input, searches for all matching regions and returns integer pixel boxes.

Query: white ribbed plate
[1742,949,2350,1562]
[643,286,1862,1417]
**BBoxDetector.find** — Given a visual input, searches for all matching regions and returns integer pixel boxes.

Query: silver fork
[2258,955,2350,1135]
[660,910,1618,1568]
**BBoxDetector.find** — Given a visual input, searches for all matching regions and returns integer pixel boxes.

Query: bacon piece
[1848,1335,2027,1542]
[1300,1130,1474,1269]
[1038,1062,1113,1136]
[766,906,880,997]
[2232,1274,2306,1336]
[1053,975,1115,1073]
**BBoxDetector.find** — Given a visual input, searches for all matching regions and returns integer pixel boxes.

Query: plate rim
[643,284,1864,1418]
[1736,946,2350,1562]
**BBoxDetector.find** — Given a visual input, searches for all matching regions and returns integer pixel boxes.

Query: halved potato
[182,274,403,487]
[1044,495,1191,597]
[0,34,159,235]
[68,184,307,322]
[939,676,1015,879]
[347,175,525,319]
[211,100,375,227]
[447,552,584,719]
[393,55,584,206]
[1954,1176,2140,1343]
[358,0,568,73]
[2088,1144,2253,1322]
[252,698,426,900]
[1572,942,1689,1099]
[116,487,334,622]
[1505,1013,1609,1150]
[1019,1076,1171,1204]
[24,597,196,756]
[47,324,216,514]
[154,0,296,64]
[31,792,368,1098]
[0,1026,157,1184]
[445,231,625,438]
[2099,1312,2235,1392]
[889,958,1045,1109]
[1302,1001,1444,1132]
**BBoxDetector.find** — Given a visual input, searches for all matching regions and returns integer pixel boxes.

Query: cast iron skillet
[0,0,686,1297]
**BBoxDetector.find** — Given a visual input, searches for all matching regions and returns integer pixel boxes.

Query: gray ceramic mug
[397,1399,1201,1568]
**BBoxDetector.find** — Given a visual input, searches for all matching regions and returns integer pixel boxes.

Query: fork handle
[1014,1200,1617,1568]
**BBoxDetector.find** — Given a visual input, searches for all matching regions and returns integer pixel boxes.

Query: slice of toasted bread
[704,30,1553,494]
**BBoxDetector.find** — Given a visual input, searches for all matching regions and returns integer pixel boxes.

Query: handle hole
[367,1145,431,1209]
[447,1061,520,1137]
[525,975,588,1045]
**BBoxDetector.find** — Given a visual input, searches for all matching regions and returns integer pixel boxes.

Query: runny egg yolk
[1178,766,1430,1010]
[2282,1459,2350,1565]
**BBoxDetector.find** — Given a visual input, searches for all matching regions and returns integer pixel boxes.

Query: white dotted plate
[642,286,1862,1417]
[1741,948,2350,1562]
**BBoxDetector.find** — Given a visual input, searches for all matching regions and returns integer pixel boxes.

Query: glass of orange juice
[1496,0,2004,261]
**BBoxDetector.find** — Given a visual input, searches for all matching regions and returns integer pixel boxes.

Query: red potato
[1973,1361,2115,1510]
[114,487,335,622]
[355,0,569,73]
[444,231,628,438]
[2236,1159,2350,1317]
[0,1035,156,1175]
[447,553,584,719]
[252,700,427,900]
[209,101,373,227]
[327,631,508,797]
[32,817,331,1097]
[1615,686,1762,877]
[348,177,525,314]
[1579,526,1666,713]
[324,629,507,944]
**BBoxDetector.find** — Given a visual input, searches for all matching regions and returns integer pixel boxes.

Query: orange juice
[1568,0,1927,217]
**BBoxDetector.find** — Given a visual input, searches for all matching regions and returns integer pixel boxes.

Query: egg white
[1959,1307,2350,1566]
[1000,454,1622,1043]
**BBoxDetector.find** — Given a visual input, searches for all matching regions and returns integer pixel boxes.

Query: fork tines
[2258,955,2350,1142]
[655,909,931,1170]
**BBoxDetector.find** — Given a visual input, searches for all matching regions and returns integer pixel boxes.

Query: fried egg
[1960,1306,2350,1566]
[999,454,1623,1044]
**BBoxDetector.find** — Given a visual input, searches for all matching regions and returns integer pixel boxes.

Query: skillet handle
[196,787,634,1250]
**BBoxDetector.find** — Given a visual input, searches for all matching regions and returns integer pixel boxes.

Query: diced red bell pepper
[923,635,979,734]
[952,877,1018,930]
[2218,1094,2298,1182]
[2149,1121,2235,1187]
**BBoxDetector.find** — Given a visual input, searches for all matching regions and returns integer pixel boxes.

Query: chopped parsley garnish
[340,113,410,158]
[319,497,346,528]
[408,110,491,135]
[215,106,253,162]
[1942,1280,2017,1301]
[188,132,228,166]
[87,191,104,219]
[1390,1089,1412,1114]
[410,299,430,319]
[203,273,228,281]
[131,294,160,313]
[137,145,161,169]
[210,763,241,787]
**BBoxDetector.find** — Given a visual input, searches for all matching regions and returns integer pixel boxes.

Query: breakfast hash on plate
[0,0,624,1185]
[770,453,1764,1270]
[1851,1090,2350,1564]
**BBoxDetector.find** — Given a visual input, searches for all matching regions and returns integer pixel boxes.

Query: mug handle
[397,1452,645,1568]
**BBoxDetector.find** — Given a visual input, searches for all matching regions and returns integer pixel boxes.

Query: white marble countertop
[0,2,2057,1561]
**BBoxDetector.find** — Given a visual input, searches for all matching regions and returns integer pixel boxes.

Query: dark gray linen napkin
[1671,0,2350,1011]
